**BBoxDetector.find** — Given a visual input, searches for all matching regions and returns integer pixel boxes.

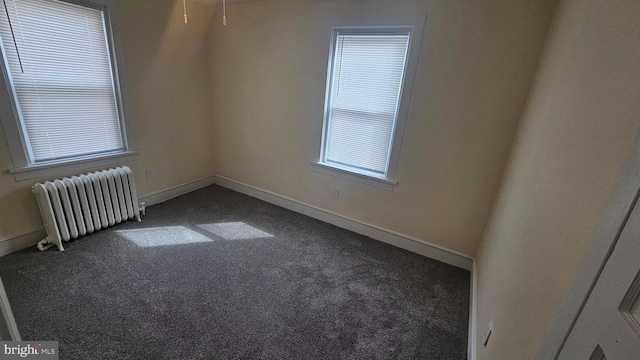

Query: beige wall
[208,0,557,256]
[4,0,638,357]
[475,0,640,358]
[0,0,217,244]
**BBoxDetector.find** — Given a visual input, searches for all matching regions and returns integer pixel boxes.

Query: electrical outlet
[483,322,493,347]
[146,169,154,179]
[332,188,340,198]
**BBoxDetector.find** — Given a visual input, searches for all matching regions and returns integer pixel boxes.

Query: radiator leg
[37,238,65,252]
[138,201,145,221]
[53,241,65,252]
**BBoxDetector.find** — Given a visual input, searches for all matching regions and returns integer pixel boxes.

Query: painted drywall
[207,0,557,256]
[475,0,640,358]
[117,0,217,190]
[0,0,217,246]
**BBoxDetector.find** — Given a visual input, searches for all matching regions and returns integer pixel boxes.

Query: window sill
[311,162,397,191]
[9,151,139,181]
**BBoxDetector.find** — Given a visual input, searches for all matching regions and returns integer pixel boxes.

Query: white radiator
[32,166,143,251]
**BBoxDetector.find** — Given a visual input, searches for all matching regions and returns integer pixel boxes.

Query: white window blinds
[324,32,410,175]
[0,0,123,162]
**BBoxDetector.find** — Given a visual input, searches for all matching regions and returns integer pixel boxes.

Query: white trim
[0,175,216,257]
[468,259,478,360]
[103,0,137,155]
[212,175,473,270]
[316,15,426,188]
[0,230,46,257]
[0,276,20,341]
[312,162,396,191]
[537,138,640,359]
[0,0,136,179]
[0,173,474,347]
[1,172,470,265]
[139,175,217,207]
[10,151,139,181]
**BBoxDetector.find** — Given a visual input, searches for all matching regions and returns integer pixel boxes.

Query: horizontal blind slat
[0,0,123,162]
[325,32,409,174]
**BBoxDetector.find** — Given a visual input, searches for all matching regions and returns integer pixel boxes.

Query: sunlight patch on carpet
[197,222,273,240]
[116,226,215,247]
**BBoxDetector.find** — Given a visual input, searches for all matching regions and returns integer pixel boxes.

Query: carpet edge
[0,230,46,257]
[0,175,218,257]
[212,175,474,271]
[139,175,217,207]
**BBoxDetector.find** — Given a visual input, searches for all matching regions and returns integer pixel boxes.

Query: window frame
[0,0,136,181]
[313,15,425,191]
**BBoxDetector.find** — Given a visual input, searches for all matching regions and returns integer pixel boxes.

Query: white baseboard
[0,230,46,257]
[138,175,217,206]
[0,172,476,350]
[468,259,478,360]
[1,172,474,271]
[0,175,217,257]
[212,175,474,270]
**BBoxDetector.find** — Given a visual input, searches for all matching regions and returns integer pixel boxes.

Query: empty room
[0,0,638,359]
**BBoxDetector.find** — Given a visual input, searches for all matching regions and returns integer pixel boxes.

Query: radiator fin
[33,166,141,251]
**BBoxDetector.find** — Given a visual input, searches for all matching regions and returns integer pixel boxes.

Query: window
[0,0,135,180]
[314,16,424,190]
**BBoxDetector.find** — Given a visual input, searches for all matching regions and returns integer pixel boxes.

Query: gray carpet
[0,185,470,359]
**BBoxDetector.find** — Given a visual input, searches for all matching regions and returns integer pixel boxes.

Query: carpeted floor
[0,185,470,359]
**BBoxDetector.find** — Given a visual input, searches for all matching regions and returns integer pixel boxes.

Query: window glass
[0,0,124,163]
[321,30,410,177]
